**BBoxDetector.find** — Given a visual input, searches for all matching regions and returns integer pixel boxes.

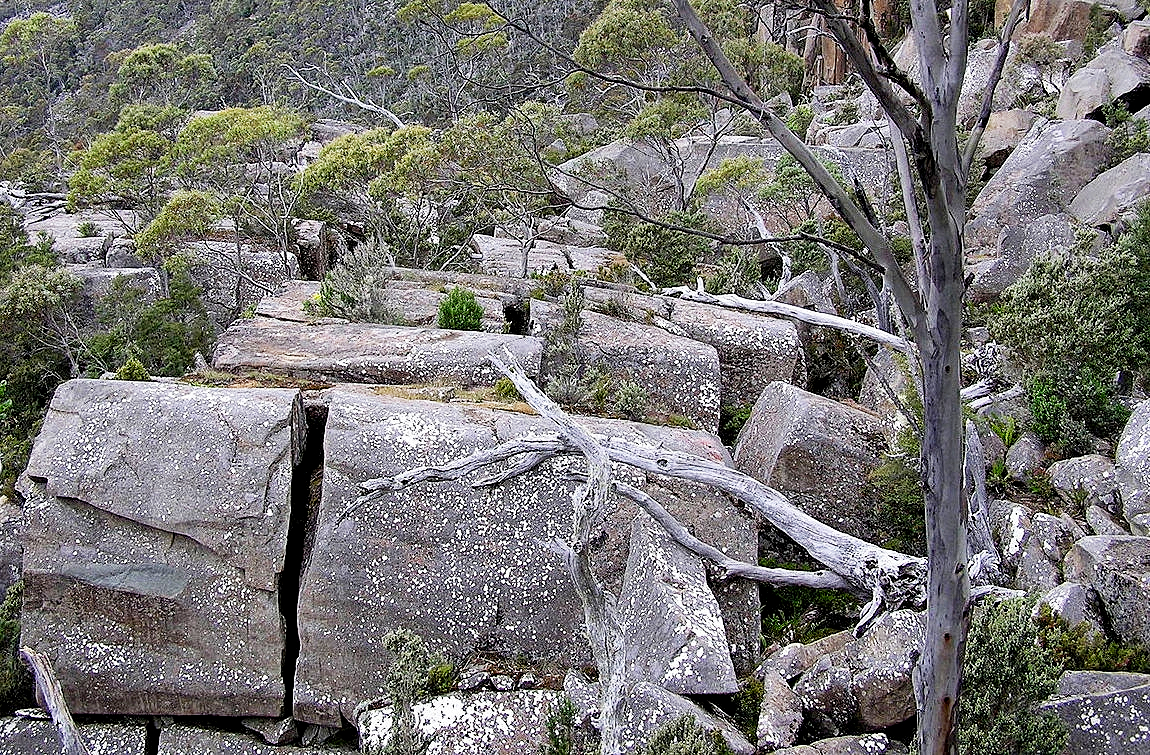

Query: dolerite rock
[619,515,737,694]
[968,213,1076,302]
[357,691,562,755]
[1048,454,1119,511]
[530,299,722,432]
[760,631,854,681]
[733,382,885,542]
[994,502,1066,592]
[1069,152,1150,228]
[105,238,146,268]
[1058,45,1150,121]
[213,316,542,387]
[1022,0,1098,40]
[1005,432,1045,482]
[180,239,299,329]
[68,266,160,324]
[1056,67,1114,120]
[0,718,148,754]
[292,392,758,725]
[616,682,754,755]
[966,120,1111,254]
[1056,669,1150,698]
[0,498,22,596]
[470,234,623,277]
[1064,536,1150,645]
[1040,677,1150,755]
[757,670,804,751]
[1126,20,1150,59]
[979,109,1040,172]
[1116,399,1150,534]
[1035,582,1107,636]
[770,734,908,755]
[794,611,925,733]
[158,725,347,754]
[1086,504,1128,536]
[19,379,304,716]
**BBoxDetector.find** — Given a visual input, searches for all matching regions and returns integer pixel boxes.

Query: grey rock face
[1116,400,1150,534]
[1035,582,1107,636]
[619,515,737,694]
[470,234,623,277]
[158,725,345,754]
[531,299,722,432]
[1041,679,1150,755]
[1069,152,1150,228]
[180,239,299,330]
[20,379,304,716]
[1048,454,1119,511]
[213,316,542,387]
[733,382,885,542]
[770,734,908,755]
[1056,67,1114,120]
[293,392,758,725]
[794,611,925,733]
[1005,432,1046,482]
[979,109,1041,172]
[1056,670,1150,698]
[968,213,1076,302]
[1086,504,1128,536]
[0,718,148,755]
[967,120,1111,255]
[761,632,854,681]
[68,266,161,324]
[357,691,563,755]
[1064,535,1150,645]
[995,502,1066,592]
[0,498,22,597]
[1059,45,1150,120]
[757,670,804,751]
[616,682,755,755]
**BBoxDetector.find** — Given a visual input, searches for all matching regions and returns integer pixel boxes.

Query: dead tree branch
[20,647,90,755]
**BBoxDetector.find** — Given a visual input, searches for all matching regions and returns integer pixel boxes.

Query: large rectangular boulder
[213,316,543,387]
[1063,535,1150,646]
[19,379,305,716]
[292,391,759,725]
[0,718,148,754]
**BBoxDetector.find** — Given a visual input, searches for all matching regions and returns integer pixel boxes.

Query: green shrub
[114,355,151,381]
[786,105,813,140]
[988,415,1021,448]
[1026,370,1129,457]
[612,379,648,420]
[869,356,927,555]
[76,220,100,237]
[759,559,859,644]
[0,581,30,712]
[729,677,763,744]
[305,241,404,324]
[1035,606,1150,673]
[540,696,594,755]
[437,287,484,330]
[644,714,733,755]
[376,629,435,755]
[603,210,715,289]
[493,377,522,400]
[957,598,1068,755]
[719,403,753,447]
[704,247,761,298]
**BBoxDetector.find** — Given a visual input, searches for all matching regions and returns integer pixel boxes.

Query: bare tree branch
[283,65,407,128]
[961,0,1030,175]
[20,647,91,755]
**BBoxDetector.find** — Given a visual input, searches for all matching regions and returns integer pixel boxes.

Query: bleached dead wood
[963,421,1005,585]
[19,647,90,755]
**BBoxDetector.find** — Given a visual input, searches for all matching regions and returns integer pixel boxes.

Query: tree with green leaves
[107,43,218,109]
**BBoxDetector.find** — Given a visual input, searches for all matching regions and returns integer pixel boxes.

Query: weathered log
[963,421,1005,586]
[19,647,91,755]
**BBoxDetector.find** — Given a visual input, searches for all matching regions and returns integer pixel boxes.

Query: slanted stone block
[0,718,148,754]
[19,379,304,716]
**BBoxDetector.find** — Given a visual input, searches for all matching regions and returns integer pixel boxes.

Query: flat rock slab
[213,316,542,387]
[0,718,148,755]
[357,691,563,754]
[254,280,508,332]
[471,234,624,277]
[292,391,758,725]
[1064,535,1150,646]
[531,299,722,432]
[770,734,907,755]
[20,379,304,716]
[1041,681,1150,755]
[157,725,352,753]
[1070,152,1150,228]
[733,381,885,542]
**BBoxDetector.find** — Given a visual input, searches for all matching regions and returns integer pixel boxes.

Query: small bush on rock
[114,355,150,381]
[437,286,483,330]
[374,629,435,755]
[305,240,404,324]
[644,715,733,755]
[957,598,1067,755]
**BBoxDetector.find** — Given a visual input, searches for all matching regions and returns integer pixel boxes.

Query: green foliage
[1035,606,1150,673]
[991,204,1150,387]
[730,677,763,744]
[114,356,151,381]
[76,220,100,238]
[603,210,715,288]
[704,247,762,298]
[613,379,648,420]
[305,242,404,324]
[1026,370,1129,457]
[968,0,998,41]
[718,403,753,447]
[0,581,30,713]
[643,714,733,755]
[1102,100,1149,168]
[0,382,10,421]
[869,357,927,555]
[493,377,522,400]
[759,559,859,644]
[540,696,594,755]
[1016,35,1064,67]
[988,415,1021,448]
[378,629,434,755]
[437,287,484,330]
[957,598,1068,755]
[134,190,219,261]
[786,106,814,140]
[108,43,218,108]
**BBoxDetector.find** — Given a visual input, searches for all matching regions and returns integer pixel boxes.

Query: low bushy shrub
[644,715,733,755]
[437,286,483,330]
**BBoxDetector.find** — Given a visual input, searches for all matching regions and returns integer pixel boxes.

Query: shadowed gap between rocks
[145,718,160,755]
[281,403,328,716]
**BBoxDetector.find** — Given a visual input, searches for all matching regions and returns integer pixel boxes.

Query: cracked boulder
[1040,674,1150,755]
[292,391,758,725]
[158,725,345,754]
[531,299,722,432]
[733,382,885,542]
[213,316,542,387]
[19,379,304,716]
[1117,399,1150,535]
[470,234,623,277]
[1064,535,1150,646]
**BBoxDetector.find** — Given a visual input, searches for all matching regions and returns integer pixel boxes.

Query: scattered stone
[517,672,538,689]
[357,691,564,755]
[761,632,854,681]
[1040,678,1150,755]
[19,379,303,716]
[0,498,22,597]
[105,238,146,268]
[757,670,804,751]
[995,502,1064,592]
[1056,67,1114,120]
[619,515,738,695]
[733,382,885,542]
[1064,535,1150,645]
[968,213,1076,302]
[1116,399,1150,534]
[531,298,722,432]
[292,392,758,725]
[490,674,515,692]
[1023,0,1099,41]
[1005,432,1046,482]
[1069,152,1150,228]
[1125,20,1150,59]
[213,316,543,387]
[1086,504,1129,536]
[1048,454,1119,511]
